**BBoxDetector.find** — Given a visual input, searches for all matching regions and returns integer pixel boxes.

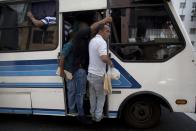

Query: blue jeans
[74,68,87,116]
[66,79,76,113]
[87,73,105,120]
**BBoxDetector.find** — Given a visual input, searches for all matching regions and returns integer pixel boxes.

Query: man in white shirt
[88,24,113,122]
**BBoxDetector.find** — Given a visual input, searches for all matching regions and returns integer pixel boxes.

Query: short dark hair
[97,24,105,32]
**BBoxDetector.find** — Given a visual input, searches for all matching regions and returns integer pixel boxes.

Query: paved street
[0,107,195,131]
[185,113,196,121]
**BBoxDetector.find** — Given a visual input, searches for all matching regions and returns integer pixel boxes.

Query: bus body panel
[0,49,60,61]
[0,88,65,115]
[0,92,32,112]
[59,0,107,12]
[0,8,65,115]
[108,1,196,115]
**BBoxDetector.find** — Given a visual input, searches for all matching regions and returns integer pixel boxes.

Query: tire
[122,98,161,128]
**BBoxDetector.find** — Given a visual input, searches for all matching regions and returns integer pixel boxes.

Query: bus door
[59,0,107,115]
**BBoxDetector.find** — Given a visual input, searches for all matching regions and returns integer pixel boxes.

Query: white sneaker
[93,115,104,122]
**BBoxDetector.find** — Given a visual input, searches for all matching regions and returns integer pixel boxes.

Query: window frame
[109,2,186,63]
[0,0,59,53]
[191,16,196,22]
[180,15,185,21]
[192,2,196,8]
[179,2,186,9]
[190,28,196,34]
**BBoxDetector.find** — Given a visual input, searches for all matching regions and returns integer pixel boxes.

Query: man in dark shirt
[73,27,91,72]
[72,16,112,123]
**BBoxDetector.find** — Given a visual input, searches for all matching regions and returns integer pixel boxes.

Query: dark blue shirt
[61,41,74,73]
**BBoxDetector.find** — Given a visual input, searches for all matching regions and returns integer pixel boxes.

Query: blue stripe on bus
[0,108,32,114]
[112,59,141,89]
[0,83,64,88]
[33,109,65,116]
[0,59,57,66]
[0,70,57,76]
[108,111,118,118]
[0,107,65,116]
[0,107,117,117]
[0,59,141,88]
[0,64,58,71]
[0,59,58,76]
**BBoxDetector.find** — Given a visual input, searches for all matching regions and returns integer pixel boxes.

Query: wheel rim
[128,101,153,123]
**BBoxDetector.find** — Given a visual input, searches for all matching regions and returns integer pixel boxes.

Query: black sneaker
[77,116,93,125]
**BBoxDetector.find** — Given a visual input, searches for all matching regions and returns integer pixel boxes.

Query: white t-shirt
[88,34,107,77]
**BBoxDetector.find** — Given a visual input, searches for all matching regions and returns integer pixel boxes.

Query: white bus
[0,0,195,128]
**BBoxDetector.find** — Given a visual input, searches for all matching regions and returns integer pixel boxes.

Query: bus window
[31,0,56,20]
[62,10,104,43]
[28,0,57,50]
[0,0,58,52]
[110,1,185,62]
[0,3,21,50]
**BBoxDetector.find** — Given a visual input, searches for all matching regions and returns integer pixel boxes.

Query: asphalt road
[0,107,196,131]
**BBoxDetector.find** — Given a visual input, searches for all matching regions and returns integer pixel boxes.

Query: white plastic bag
[107,67,120,80]
[56,67,73,80]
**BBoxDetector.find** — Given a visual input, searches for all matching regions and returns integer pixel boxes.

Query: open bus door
[59,0,108,116]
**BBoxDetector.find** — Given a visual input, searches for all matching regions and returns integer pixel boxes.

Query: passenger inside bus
[27,0,57,30]
[27,11,72,43]
[60,11,112,124]
[25,0,58,50]
[27,11,56,29]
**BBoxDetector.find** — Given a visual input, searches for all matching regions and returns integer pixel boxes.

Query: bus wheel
[122,98,161,128]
